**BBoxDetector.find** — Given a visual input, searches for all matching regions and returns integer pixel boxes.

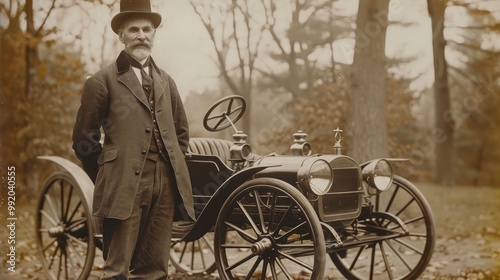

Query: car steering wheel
[203,95,246,132]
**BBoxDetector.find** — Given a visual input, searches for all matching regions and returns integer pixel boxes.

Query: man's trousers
[101,156,175,280]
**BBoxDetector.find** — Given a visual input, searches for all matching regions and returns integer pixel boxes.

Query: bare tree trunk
[347,0,389,162]
[25,0,36,99]
[428,0,455,186]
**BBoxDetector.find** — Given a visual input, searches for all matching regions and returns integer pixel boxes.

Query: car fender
[180,164,278,242]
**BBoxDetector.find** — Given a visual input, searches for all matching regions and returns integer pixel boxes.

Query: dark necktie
[124,52,153,96]
[140,66,153,97]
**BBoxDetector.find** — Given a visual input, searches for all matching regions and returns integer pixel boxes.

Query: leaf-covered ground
[1,182,499,279]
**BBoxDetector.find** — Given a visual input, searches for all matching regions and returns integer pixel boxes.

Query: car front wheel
[214,178,326,279]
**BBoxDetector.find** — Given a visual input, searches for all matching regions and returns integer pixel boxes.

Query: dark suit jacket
[72,51,195,220]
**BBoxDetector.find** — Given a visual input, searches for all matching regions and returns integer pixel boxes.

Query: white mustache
[132,41,151,49]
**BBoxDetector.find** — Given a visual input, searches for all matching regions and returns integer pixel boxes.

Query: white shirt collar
[131,66,150,85]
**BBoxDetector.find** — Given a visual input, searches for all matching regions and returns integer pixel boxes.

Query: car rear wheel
[36,171,95,280]
[214,178,326,279]
[329,175,435,280]
[170,230,216,276]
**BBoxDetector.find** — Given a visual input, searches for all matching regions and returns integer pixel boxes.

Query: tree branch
[34,0,56,37]
[232,0,246,91]
[447,40,499,56]
[189,0,240,95]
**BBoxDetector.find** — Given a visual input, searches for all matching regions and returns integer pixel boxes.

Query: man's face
[119,17,155,62]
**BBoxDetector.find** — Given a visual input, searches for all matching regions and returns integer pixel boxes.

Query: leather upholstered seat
[188,137,233,165]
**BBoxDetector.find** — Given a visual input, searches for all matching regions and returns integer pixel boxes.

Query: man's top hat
[111,0,162,34]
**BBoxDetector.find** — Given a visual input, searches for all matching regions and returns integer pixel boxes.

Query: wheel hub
[48,225,65,238]
[251,238,273,255]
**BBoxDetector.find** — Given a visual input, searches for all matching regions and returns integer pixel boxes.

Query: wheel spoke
[276,257,294,280]
[66,233,89,248]
[270,260,278,279]
[384,239,413,270]
[64,186,74,222]
[66,248,80,279]
[67,217,87,231]
[67,200,83,224]
[387,214,425,231]
[48,243,59,270]
[57,247,63,279]
[268,192,278,234]
[278,250,313,272]
[252,190,267,234]
[394,197,415,217]
[379,242,394,280]
[225,253,256,272]
[60,179,65,221]
[235,201,262,236]
[63,246,69,279]
[383,185,400,213]
[197,240,207,269]
[224,221,257,243]
[349,245,367,270]
[42,237,58,253]
[392,237,424,255]
[65,248,79,279]
[178,242,188,263]
[201,236,214,254]
[271,201,295,236]
[44,193,60,222]
[369,244,376,280]
[245,256,262,280]
[191,241,195,270]
[277,221,307,243]
[261,259,268,280]
[401,215,424,226]
[40,209,59,226]
[66,237,85,268]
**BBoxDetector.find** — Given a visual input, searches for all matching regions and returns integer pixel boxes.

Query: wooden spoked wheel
[170,232,216,276]
[214,178,326,279]
[329,176,435,280]
[36,171,95,280]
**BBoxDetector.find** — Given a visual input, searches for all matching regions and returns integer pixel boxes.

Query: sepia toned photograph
[1,0,499,279]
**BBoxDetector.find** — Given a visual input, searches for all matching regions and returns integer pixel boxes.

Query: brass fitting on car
[230,131,252,165]
[333,127,343,155]
[290,130,312,156]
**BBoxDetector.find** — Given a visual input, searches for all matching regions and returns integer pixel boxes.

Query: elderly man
[72,0,195,278]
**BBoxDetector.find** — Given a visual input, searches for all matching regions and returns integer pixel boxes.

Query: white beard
[130,47,151,62]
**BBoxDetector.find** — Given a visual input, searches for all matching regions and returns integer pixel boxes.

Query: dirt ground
[1,182,499,279]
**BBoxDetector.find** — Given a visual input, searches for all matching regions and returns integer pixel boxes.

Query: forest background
[0,0,499,198]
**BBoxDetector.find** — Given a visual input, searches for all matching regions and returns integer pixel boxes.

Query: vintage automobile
[36,95,435,280]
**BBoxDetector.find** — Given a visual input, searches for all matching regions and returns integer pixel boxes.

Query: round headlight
[308,160,333,195]
[241,144,252,159]
[290,142,312,156]
[363,159,393,191]
[302,143,312,156]
[230,143,252,161]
